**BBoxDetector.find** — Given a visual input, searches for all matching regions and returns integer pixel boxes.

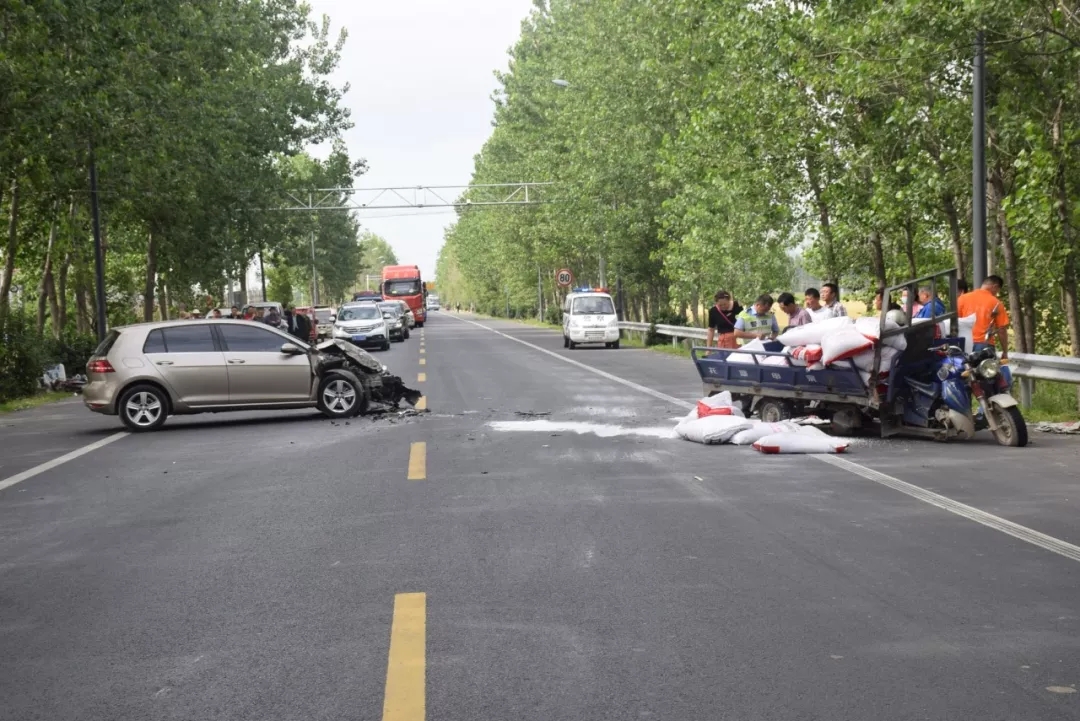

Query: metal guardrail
[618,321,708,347]
[1009,352,1080,409]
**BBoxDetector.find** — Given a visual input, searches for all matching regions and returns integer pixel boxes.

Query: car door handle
[228,359,246,364]
[155,361,174,366]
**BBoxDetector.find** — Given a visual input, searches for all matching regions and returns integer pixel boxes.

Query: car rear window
[159,325,217,353]
[93,330,121,357]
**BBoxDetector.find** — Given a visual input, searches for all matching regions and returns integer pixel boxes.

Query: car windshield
[384,279,421,297]
[337,305,380,321]
[315,309,333,322]
[378,304,400,316]
[572,296,615,314]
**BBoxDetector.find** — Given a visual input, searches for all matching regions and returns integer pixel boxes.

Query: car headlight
[977,358,1000,379]
[570,319,582,328]
[333,327,349,337]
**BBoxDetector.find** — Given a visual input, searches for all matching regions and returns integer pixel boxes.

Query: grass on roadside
[0,390,73,414]
[1023,380,1080,423]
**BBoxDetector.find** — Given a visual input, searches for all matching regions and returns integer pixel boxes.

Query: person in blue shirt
[913,286,947,319]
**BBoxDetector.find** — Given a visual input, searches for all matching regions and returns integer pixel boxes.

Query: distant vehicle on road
[426,293,440,311]
[333,303,391,351]
[250,301,288,330]
[313,306,335,339]
[82,320,419,431]
[562,289,620,349]
[387,300,416,328]
[378,302,410,342]
[352,290,382,302]
[382,265,427,327]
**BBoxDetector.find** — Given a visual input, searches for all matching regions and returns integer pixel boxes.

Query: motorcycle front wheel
[990,404,1028,447]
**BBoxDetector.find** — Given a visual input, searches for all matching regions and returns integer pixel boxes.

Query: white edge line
[452,315,1080,565]
[0,431,129,493]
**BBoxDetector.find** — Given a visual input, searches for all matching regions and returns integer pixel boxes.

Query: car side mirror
[280,342,305,355]
[329,315,336,322]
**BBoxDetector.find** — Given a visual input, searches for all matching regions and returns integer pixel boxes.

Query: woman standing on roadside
[705,290,742,349]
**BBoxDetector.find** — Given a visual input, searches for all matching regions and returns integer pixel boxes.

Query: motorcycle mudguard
[941,379,971,414]
[988,393,1018,409]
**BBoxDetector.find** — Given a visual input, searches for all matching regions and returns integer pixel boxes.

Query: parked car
[389,300,415,328]
[314,306,335,339]
[332,302,391,351]
[378,302,410,342]
[82,320,420,431]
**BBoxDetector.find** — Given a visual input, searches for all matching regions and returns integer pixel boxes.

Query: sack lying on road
[676,415,754,444]
[696,393,746,418]
[729,420,803,446]
[697,401,735,418]
[820,327,875,365]
[752,432,849,454]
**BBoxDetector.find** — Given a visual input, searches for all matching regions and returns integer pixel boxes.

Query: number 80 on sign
[556,268,573,287]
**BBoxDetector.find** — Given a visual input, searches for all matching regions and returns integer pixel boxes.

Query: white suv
[332,302,391,351]
[562,291,620,349]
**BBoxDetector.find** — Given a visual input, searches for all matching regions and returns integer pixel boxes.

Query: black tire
[381,340,391,351]
[404,328,410,340]
[563,336,569,349]
[416,321,424,328]
[118,383,170,432]
[759,398,794,423]
[317,371,367,419]
[568,340,577,350]
[610,340,620,349]
[990,404,1028,447]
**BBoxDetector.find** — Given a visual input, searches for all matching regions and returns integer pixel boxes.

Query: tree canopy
[436,0,1080,357]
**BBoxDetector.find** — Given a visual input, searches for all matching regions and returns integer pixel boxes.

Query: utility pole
[88,143,108,341]
[259,249,267,301]
[310,229,318,307]
[972,30,987,286]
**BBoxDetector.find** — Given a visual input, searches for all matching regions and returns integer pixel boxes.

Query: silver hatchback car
[83,319,368,431]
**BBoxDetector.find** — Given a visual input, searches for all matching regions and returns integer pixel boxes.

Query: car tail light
[87,359,115,374]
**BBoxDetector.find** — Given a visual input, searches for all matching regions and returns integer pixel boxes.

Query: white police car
[562,288,620,349]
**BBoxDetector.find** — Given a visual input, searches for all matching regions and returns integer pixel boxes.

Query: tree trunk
[56,251,71,335]
[158,272,169,321]
[942,194,966,284]
[1052,101,1080,362]
[901,222,917,279]
[143,231,157,322]
[806,153,838,283]
[239,270,248,306]
[37,208,60,336]
[1022,288,1036,353]
[990,169,1028,353]
[868,230,887,289]
[0,177,19,318]
[987,180,1000,277]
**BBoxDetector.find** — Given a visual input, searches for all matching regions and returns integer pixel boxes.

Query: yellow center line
[419,348,425,355]
[415,396,427,411]
[419,358,426,366]
[417,372,426,383]
[382,592,426,721]
[407,442,426,481]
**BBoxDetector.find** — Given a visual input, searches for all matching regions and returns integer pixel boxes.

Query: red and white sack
[695,393,745,418]
[752,431,850,454]
[855,315,907,351]
[729,420,803,446]
[820,326,875,365]
[676,415,755,444]
[778,316,854,347]
[785,344,822,366]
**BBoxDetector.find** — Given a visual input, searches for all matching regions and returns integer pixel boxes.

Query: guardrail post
[1019,377,1033,409]
[672,336,678,348]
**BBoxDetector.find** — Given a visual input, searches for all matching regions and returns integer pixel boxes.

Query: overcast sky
[305,0,534,280]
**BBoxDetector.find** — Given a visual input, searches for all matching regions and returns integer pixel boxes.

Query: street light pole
[972,31,987,286]
[310,229,318,307]
[88,143,108,341]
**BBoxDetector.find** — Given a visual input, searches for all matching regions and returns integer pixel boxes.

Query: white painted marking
[451,316,694,410]
[815,455,1080,564]
[0,431,128,493]
[489,420,676,439]
[453,315,1080,565]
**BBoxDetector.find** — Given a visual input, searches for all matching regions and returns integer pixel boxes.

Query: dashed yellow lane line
[407,442,426,481]
[382,592,426,721]
[417,372,426,383]
[415,396,427,411]
[419,358,426,366]
[420,348,425,355]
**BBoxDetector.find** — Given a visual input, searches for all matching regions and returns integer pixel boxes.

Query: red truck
[381,265,427,327]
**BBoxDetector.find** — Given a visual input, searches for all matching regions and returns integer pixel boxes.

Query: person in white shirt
[805,283,847,322]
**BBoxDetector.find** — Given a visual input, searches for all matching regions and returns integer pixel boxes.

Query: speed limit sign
[556,268,574,287]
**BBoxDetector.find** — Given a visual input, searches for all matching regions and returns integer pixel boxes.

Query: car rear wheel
[416,321,424,328]
[118,384,169,432]
[318,372,367,419]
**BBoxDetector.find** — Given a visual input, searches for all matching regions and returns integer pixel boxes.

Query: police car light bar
[572,287,610,293]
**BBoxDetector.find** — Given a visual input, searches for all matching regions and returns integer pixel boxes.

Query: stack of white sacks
[674,392,850,453]
[680,313,978,452]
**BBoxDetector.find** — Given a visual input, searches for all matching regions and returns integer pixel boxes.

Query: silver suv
[83,319,416,431]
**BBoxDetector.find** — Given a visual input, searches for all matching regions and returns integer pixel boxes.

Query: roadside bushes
[0,311,98,403]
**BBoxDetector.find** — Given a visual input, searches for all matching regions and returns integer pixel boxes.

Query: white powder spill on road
[565,406,641,418]
[488,419,677,439]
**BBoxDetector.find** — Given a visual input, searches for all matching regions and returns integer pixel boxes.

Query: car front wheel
[317,372,367,418]
[118,384,170,432]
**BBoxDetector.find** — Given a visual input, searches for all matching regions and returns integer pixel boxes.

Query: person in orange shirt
[957,274,1009,359]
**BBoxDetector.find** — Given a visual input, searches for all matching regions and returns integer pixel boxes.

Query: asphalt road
[2,312,1079,720]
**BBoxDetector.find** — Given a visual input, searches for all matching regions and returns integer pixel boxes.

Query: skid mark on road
[451,314,1080,565]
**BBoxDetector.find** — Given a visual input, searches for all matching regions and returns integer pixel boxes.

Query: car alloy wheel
[321,379,357,414]
[125,391,163,427]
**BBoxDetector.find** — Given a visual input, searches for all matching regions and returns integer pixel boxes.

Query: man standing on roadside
[777,293,813,331]
[706,290,742,349]
[807,282,847,322]
[958,275,1010,359]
